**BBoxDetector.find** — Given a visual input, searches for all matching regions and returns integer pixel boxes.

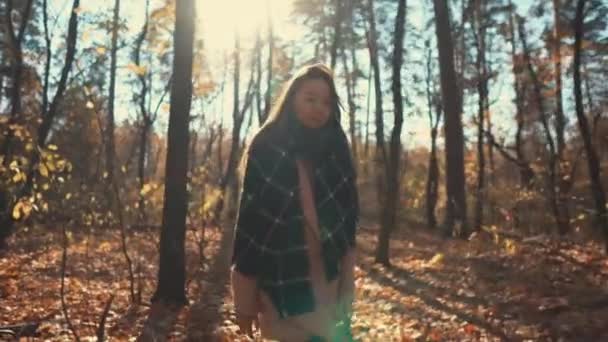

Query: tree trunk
[508,0,532,190]
[347,2,360,163]
[432,0,468,238]
[519,18,568,235]
[214,35,255,222]
[365,0,388,210]
[0,0,80,249]
[134,0,149,224]
[255,31,264,125]
[263,9,273,123]
[473,1,487,232]
[330,0,343,70]
[364,64,372,164]
[572,0,608,253]
[375,0,406,266]
[106,0,120,188]
[1,0,33,162]
[425,43,441,230]
[551,0,566,161]
[152,0,195,305]
[42,0,51,120]
[340,46,357,166]
[551,0,571,236]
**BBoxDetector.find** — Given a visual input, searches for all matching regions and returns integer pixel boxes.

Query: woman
[230,63,359,341]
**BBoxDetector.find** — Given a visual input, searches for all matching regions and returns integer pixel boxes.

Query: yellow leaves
[193,81,216,97]
[140,183,153,196]
[426,253,445,268]
[95,46,107,55]
[47,144,58,151]
[126,63,148,76]
[12,171,25,183]
[12,198,33,220]
[73,6,85,14]
[38,163,49,178]
[150,5,174,22]
[504,238,518,255]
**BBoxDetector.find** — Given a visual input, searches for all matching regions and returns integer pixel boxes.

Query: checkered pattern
[231,128,359,318]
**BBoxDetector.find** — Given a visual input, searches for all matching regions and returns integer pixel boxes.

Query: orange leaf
[464,323,478,335]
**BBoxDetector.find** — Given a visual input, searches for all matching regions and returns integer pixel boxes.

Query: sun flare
[197,0,296,52]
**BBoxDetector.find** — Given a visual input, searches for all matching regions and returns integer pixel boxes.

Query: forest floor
[1,217,608,341]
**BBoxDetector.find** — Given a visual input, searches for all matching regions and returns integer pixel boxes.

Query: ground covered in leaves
[1,220,608,341]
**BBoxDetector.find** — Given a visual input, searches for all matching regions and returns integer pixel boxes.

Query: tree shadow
[359,261,513,341]
[358,230,608,341]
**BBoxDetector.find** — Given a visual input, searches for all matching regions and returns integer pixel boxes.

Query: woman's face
[293,78,332,129]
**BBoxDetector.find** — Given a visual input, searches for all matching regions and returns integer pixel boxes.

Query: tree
[424,40,441,230]
[152,0,195,305]
[364,0,388,210]
[550,0,572,236]
[572,0,608,253]
[329,0,344,69]
[0,0,80,249]
[432,0,468,237]
[106,0,120,195]
[375,0,406,265]
[212,33,255,223]
[471,0,489,232]
[1,0,34,160]
[518,18,566,235]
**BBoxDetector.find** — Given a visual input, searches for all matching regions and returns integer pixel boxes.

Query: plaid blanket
[231,124,359,318]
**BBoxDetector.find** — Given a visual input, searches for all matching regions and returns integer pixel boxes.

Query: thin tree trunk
[134,0,149,224]
[1,0,33,162]
[330,0,343,70]
[347,1,360,163]
[572,0,608,253]
[106,0,120,188]
[507,0,533,190]
[551,0,571,236]
[519,18,567,235]
[364,64,372,161]
[375,0,406,266]
[255,30,264,125]
[433,0,468,237]
[424,43,440,230]
[341,46,357,165]
[214,35,255,222]
[552,0,566,161]
[365,0,388,210]
[472,1,487,232]
[152,0,195,305]
[0,0,79,250]
[42,0,51,118]
[263,8,273,122]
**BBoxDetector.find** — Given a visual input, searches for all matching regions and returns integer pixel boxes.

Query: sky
[40,0,544,150]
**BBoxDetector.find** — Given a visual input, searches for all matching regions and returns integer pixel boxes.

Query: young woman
[230,63,359,341]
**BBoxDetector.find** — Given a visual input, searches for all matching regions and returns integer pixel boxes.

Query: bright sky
[43,0,542,149]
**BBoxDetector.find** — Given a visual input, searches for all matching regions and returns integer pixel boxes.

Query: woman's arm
[231,266,259,318]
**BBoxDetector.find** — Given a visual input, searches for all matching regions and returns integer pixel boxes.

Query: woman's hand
[236,312,259,337]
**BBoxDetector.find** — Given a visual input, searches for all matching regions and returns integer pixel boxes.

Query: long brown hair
[239,63,344,169]
[260,63,342,133]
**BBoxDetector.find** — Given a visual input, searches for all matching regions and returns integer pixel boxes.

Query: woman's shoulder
[247,124,287,156]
